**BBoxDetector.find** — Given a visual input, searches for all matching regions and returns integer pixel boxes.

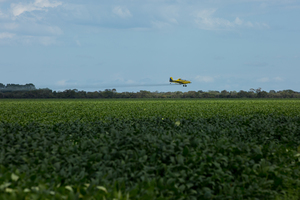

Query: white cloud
[158,5,179,24]
[194,9,232,30]
[0,8,10,19]
[0,23,63,45]
[112,73,137,85]
[112,6,132,18]
[0,32,15,39]
[151,20,172,29]
[2,23,19,30]
[56,80,66,86]
[273,77,283,82]
[234,17,243,25]
[4,35,59,46]
[257,77,269,82]
[194,9,269,30]
[195,75,215,83]
[38,36,57,45]
[45,26,63,35]
[257,77,284,83]
[23,24,63,36]
[11,0,62,17]
[125,80,135,84]
[257,0,300,9]
[75,39,81,46]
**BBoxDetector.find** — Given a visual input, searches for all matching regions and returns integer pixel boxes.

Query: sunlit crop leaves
[0,99,300,199]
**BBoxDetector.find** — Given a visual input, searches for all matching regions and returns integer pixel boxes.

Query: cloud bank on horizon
[0,0,299,92]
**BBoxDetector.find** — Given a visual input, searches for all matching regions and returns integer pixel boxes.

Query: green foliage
[1,99,300,124]
[1,111,300,198]
[1,87,300,98]
[1,99,300,199]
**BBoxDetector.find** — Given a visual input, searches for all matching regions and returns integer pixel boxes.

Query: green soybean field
[1,99,300,200]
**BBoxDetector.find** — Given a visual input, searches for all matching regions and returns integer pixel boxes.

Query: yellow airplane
[169,77,191,87]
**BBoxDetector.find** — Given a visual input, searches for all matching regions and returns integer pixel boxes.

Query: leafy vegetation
[1,99,300,199]
[1,99,300,124]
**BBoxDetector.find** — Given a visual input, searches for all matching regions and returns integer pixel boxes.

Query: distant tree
[230,91,237,98]
[63,89,77,98]
[102,89,114,98]
[267,90,276,98]
[186,91,197,98]
[293,93,300,98]
[283,89,296,94]
[269,90,276,94]
[77,90,87,98]
[237,90,248,98]
[87,91,99,98]
[255,87,262,93]
[249,88,255,93]
[278,90,297,98]
[139,90,151,98]
[37,89,54,98]
[1,84,300,99]
[201,92,214,98]
[248,89,256,98]
[257,90,268,98]
[220,90,229,98]
[3,83,36,91]
[25,83,36,90]
[164,92,173,98]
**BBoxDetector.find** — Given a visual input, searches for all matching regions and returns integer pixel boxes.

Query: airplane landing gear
[183,84,187,87]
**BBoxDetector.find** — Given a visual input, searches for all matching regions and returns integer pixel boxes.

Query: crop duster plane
[169,77,191,87]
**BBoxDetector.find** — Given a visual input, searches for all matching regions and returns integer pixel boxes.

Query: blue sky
[0,0,299,92]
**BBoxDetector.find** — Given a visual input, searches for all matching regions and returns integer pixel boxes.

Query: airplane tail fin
[169,77,173,82]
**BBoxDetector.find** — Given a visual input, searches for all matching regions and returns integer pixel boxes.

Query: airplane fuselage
[169,77,191,87]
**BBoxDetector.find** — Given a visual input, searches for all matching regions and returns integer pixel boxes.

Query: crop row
[1,114,300,199]
[1,99,300,124]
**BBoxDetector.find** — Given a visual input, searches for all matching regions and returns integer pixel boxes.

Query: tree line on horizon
[0,83,36,91]
[0,83,300,98]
